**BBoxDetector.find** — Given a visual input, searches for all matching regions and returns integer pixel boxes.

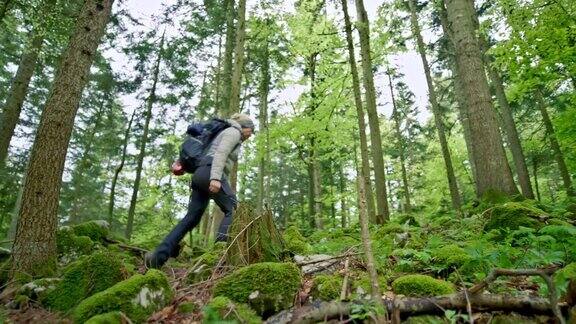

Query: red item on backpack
[171,160,185,176]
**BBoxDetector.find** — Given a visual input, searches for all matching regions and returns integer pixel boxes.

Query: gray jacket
[204,119,242,181]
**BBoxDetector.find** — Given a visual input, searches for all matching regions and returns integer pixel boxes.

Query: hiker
[145,113,255,268]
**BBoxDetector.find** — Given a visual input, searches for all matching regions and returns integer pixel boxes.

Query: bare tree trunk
[408,0,461,211]
[532,156,541,201]
[220,0,235,114]
[107,109,136,228]
[340,0,376,222]
[125,33,164,240]
[387,72,412,214]
[354,0,390,223]
[227,0,246,115]
[10,0,113,279]
[535,90,574,197]
[338,163,348,228]
[443,0,519,197]
[256,42,270,214]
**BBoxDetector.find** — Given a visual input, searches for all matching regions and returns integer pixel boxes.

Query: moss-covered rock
[56,227,94,260]
[42,251,129,311]
[72,220,109,243]
[311,274,343,301]
[432,244,471,268]
[186,243,226,284]
[73,269,173,323]
[17,278,60,302]
[404,315,447,324]
[203,296,261,323]
[351,274,389,298]
[484,202,546,233]
[392,274,455,297]
[283,226,311,255]
[85,311,124,324]
[213,262,301,316]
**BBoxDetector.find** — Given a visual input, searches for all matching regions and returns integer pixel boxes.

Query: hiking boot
[144,251,167,269]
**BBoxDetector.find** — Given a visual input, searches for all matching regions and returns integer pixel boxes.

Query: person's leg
[212,179,237,242]
[146,188,209,268]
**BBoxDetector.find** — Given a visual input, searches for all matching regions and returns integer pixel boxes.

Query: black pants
[151,165,236,263]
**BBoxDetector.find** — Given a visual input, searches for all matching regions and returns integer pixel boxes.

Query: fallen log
[265,293,566,324]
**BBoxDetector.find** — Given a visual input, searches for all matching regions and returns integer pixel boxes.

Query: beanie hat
[231,113,255,131]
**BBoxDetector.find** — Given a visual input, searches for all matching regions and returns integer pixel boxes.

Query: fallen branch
[295,252,362,267]
[104,238,149,255]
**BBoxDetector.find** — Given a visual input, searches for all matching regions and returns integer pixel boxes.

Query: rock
[56,227,94,262]
[283,226,311,255]
[432,244,470,268]
[213,262,301,316]
[483,202,547,233]
[203,296,261,323]
[72,269,173,323]
[72,220,110,243]
[42,251,130,311]
[85,311,132,324]
[392,274,455,297]
[294,254,339,274]
[17,278,61,301]
[311,274,343,301]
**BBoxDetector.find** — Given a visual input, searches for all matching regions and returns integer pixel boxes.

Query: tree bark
[338,162,348,228]
[256,41,270,214]
[408,0,461,212]
[10,0,113,279]
[532,156,541,201]
[535,90,574,197]
[107,109,136,228]
[227,0,246,115]
[125,32,164,240]
[354,0,390,223]
[387,72,412,214]
[443,0,519,197]
[220,0,235,114]
[341,0,376,223]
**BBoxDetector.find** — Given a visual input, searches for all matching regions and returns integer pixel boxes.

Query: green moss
[374,223,404,237]
[311,274,343,301]
[490,314,540,324]
[484,202,546,233]
[72,221,109,243]
[177,302,197,314]
[56,227,94,259]
[404,315,447,324]
[392,274,455,297]
[283,226,311,255]
[42,251,129,311]
[213,262,301,315]
[73,269,173,323]
[85,311,124,324]
[554,262,576,298]
[203,296,261,323]
[432,244,471,268]
[351,274,388,297]
[17,278,60,301]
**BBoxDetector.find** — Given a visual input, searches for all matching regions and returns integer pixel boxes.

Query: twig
[340,258,349,301]
[455,269,474,324]
[296,252,363,267]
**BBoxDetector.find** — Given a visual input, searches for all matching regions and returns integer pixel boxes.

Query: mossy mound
[73,269,173,323]
[484,202,547,232]
[177,302,197,314]
[186,242,226,284]
[432,244,471,268]
[17,278,61,302]
[42,251,130,311]
[311,274,343,301]
[85,311,125,324]
[56,227,94,260]
[213,262,301,316]
[283,226,311,255]
[374,222,404,237]
[203,296,262,323]
[351,274,389,297]
[72,220,109,243]
[392,274,455,297]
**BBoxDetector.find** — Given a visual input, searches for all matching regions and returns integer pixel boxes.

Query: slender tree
[355,0,390,223]
[442,0,519,197]
[407,0,461,211]
[227,0,246,116]
[256,38,270,213]
[125,32,165,240]
[220,0,236,114]
[11,0,114,278]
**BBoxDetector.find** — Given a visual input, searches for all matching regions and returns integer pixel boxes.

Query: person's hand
[209,179,222,193]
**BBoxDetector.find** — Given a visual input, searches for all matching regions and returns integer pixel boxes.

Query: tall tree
[355,0,390,223]
[227,0,246,115]
[256,32,270,213]
[0,0,55,167]
[10,0,114,278]
[407,0,461,211]
[125,32,165,240]
[220,0,236,114]
[340,0,377,223]
[442,0,519,197]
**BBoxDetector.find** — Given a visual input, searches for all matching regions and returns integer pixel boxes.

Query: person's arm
[210,128,241,181]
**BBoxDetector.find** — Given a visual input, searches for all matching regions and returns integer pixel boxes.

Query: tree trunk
[408,0,461,211]
[338,162,348,228]
[10,0,113,279]
[354,0,390,223]
[227,0,246,115]
[436,4,477,182]
[532,156,541,201]
[328,163,337,226]
[535,90,574,197]
[469,2,534,199]
[107,109,136,228]
[443,0,519,197]
[341,0,376,222]
[125,33,164,240]
[220,0,235,114]
[387,72,412,213]
[0,0,53,167]
[256,42,270,214]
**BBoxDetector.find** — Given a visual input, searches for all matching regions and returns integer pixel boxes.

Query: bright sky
[111,0,430,123]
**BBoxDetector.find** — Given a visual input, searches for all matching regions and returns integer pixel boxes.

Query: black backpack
[179,118,232,173]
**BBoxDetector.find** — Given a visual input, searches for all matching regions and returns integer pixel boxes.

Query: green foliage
[311,274,343,301]
[203,296,262,324]
[85,311,124,324]
[73,269,173,323]
[177,302,197,314]
[283,226,311,255]
[392,274,455,297]
[42,251,129,311]
[213,262,301,315]
[554,263,576,297]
